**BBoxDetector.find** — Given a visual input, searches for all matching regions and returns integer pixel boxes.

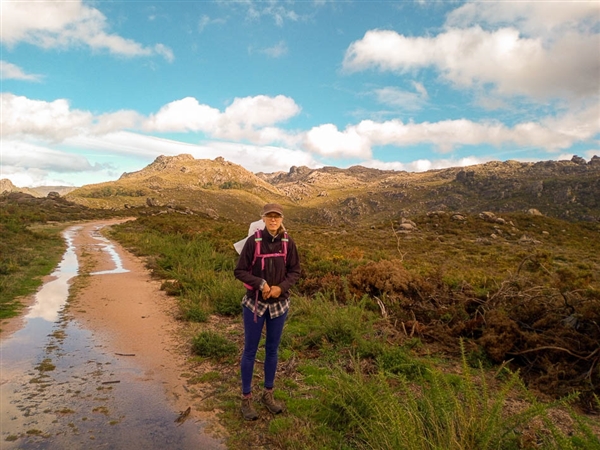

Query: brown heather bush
[477,309,524,363]
[300,272,349,302]
[347,259,412,298]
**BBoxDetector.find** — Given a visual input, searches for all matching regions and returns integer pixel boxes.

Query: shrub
[191,331,237,359]
[180,302,208,322]
[348,259,412,298]
[318,347,595,450]
[210,277,244,316]
[286,294,381,352]
[378,346,427,380]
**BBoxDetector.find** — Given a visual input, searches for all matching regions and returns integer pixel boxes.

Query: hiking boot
[260,390,283,414]
[241,397,258,421]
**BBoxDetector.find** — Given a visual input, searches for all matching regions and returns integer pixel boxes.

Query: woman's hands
[261,282,281,300]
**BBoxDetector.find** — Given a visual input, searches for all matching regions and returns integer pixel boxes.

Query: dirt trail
[0,219,226,449]
[70,219,196,414]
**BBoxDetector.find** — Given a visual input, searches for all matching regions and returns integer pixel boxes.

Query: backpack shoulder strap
[251,229,262,266]
[281,232,289,264]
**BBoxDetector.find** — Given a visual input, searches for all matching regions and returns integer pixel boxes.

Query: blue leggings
[241,306,288,395]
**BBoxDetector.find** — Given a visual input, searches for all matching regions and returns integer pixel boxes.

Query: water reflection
[89,225,129,276]
[1,223,223,449]
[24,226,80,322]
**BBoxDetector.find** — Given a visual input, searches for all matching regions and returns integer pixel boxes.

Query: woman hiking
[234,203,301,420]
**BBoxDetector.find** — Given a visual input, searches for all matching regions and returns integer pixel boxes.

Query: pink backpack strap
[243,230,263,291]
[244,230,289,322]
[251,229,262,266]
[281,232,288,265]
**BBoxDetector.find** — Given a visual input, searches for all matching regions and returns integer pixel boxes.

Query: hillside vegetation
[107,209,599,449]
[66,155,288,217]
[3,155,599,448]
[61,154,600,225]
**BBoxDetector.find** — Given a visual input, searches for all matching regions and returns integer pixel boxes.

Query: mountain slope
[263,156,600,225]
[59,153,600,224]
[66,155,289,220]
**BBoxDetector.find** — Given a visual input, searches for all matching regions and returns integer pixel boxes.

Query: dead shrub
[478,309,523,363]
[299,273,351,303]
[348,259,412,298]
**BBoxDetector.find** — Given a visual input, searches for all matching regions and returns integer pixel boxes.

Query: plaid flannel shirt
[235,228,301,320]
[241,294,290,319]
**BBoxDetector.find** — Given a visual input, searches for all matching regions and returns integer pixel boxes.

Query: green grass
[0,221,65,320]
[107,215,246,319]
[104,213,599,449]
[191,331,238,359]
[3,202,598,449]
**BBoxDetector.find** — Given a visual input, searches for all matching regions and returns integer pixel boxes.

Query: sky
[1,0,599,188]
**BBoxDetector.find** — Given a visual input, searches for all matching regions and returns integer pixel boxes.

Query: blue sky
[1,0,599,187]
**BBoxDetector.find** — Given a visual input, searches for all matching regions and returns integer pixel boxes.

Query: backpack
[243,229,290,322]
[243,229,289,291]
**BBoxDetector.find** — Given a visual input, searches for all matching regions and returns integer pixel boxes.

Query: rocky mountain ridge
[5,154,599,224]
[258,155,600,225]
[0,179,76,198]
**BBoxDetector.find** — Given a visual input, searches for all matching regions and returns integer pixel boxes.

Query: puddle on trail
[1,225,223,449]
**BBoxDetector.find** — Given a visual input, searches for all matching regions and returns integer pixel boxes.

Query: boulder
[527,208,543,216]
[146,197,161,207]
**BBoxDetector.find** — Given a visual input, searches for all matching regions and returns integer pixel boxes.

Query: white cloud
[1,93,142,140]
[153,44,175,63]
[0,0,173,61]
[4,93,598,184]
[3,93,302,147]
[374,85,427,111]
[412,81,428,99]
[342,26,599,100]
[145,94,301,144]
[144,97,221,133]
[223,95,299,128]
[446,1,600,37]
[66,132,320,173]
[0,61,42,81]
[93,110,144,135]
[303,103,600,158]
[262,40,289,58]
[2,139,96,172]
[242,1,301,27]
[361,155,489,172]
[0,139,104,187]
[198,15,226,33]
[1,94,93,141]
[7,131,320,186]
[304,123,372,158]
[64,130,313,174]
[198,141,321,173]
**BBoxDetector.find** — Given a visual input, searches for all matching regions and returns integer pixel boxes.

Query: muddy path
[0,220,225,449]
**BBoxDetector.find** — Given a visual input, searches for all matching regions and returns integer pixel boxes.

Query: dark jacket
[234,228,301,302]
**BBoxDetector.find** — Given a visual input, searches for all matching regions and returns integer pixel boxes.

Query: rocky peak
[289,165,311,175]
[148,154,195,170]
[0,178,18,193]
[0,179,41,197]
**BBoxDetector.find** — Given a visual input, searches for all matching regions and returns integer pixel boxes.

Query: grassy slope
[2,191,598,446]
[107,212,600,449]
